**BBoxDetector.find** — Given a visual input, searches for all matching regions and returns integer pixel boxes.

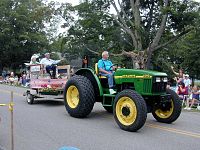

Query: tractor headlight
[163,77,168,82]
[156,77,161,82]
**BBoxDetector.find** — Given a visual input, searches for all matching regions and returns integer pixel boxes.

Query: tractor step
[103,94,116,97]
[102,104,112,107]
[102,94,115,106]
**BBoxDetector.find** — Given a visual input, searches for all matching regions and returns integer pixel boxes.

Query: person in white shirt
[30,54,40,65]
[40,53,61,78]
[184,74,191,88]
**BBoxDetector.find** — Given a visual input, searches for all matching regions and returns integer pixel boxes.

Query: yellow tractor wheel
[113,89,147,132]
[152,89,181,123]
[64,75,95,118]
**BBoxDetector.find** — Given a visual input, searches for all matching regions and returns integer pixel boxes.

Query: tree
[157,29,200,79]
[57,0,125,65]
[109,0,199,69]
[151,10,200,80]
[0,0,55,72]
[59,0,199,69]
[59,0,134,66]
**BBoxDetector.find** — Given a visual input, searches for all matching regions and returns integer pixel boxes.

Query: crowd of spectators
[0,70,29,87]
[169,66,200,110]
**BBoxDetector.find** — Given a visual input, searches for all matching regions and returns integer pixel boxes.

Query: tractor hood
[114,69,167,78]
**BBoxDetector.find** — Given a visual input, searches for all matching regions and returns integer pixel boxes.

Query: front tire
[113,90,147,132]
[152,89,182,123]
[64,75,95,118]
[26,93,34,104]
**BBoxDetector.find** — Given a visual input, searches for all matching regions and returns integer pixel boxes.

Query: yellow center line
[0,89,23,97]
[101,115,200,138]
[146,123,200,139]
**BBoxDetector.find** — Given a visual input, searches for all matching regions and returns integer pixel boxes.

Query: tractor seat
[95,63,106,79]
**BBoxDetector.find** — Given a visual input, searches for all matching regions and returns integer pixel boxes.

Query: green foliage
[169,0,199,31]
[0,0,54,71]
[56,0,200,70]
[0,0,199,80]
[179,30,200,79]
[58,0,124,65]
[153,28,200,79]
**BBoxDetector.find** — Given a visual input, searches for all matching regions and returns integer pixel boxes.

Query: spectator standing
[21,71,27,86]
[171,66,185,83]
[82,55,88,68]
[183,74,191,88]
[177,82,188,95]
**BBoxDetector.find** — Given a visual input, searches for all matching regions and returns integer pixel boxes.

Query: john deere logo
[115,74,152,79]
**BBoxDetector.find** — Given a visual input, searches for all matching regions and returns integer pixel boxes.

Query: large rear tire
[64,75,95,118]
[152,89,182,123]
[113,90,147,132]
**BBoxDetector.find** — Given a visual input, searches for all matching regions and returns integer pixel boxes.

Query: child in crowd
[8,72,15,85]
[185,85,200,110]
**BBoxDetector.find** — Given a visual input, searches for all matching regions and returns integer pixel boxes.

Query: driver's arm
[99,68,111,74]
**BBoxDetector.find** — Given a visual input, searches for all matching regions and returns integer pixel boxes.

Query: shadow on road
[33,100,64,106]
[62,109,113,120]
[88,110,113,120]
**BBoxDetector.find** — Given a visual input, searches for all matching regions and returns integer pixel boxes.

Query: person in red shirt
[177,82,188,95]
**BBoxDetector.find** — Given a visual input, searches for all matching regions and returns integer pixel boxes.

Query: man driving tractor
[98,51,116,95]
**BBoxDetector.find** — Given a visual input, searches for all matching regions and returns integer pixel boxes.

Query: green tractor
[63,64,181,132]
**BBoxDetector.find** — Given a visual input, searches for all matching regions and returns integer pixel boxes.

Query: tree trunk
[128,51,146,69]
[145,47,153,69]
[131,57,135,69]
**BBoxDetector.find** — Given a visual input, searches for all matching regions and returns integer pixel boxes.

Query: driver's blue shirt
[98,59,113,72]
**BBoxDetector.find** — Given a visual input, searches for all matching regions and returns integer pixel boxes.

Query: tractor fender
[75,68,103,97]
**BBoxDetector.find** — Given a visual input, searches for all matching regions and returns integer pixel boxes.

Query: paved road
[0,84,200,150]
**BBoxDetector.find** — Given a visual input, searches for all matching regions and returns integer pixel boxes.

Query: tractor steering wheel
[109,64,122,71]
